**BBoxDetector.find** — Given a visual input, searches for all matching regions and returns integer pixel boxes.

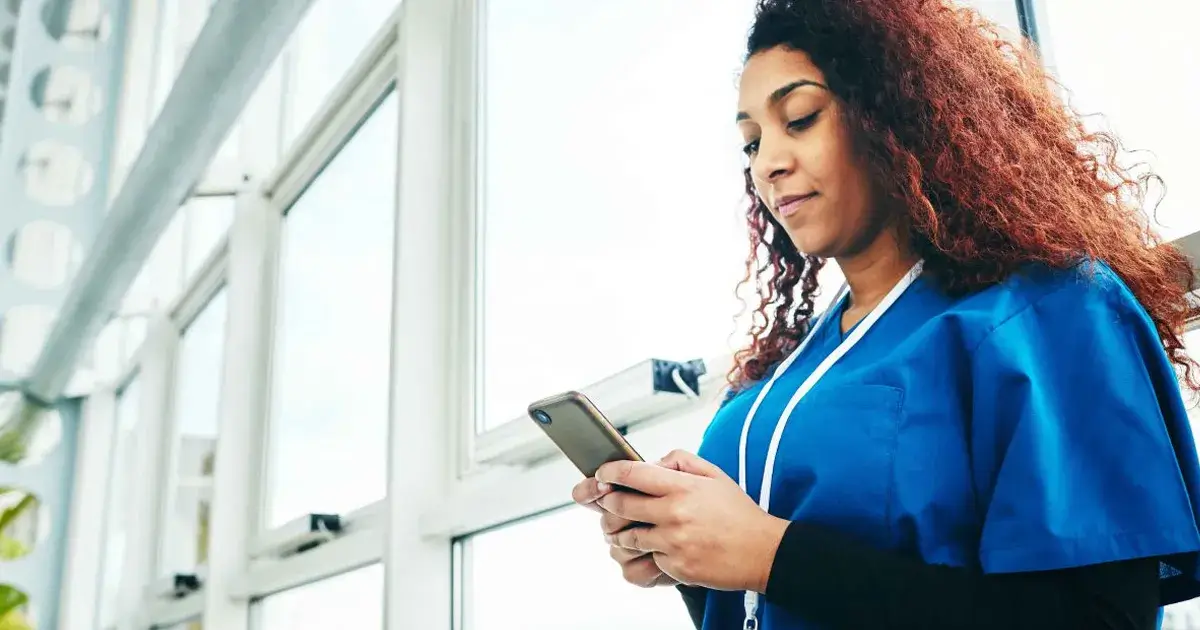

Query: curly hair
[729,0,1199,393]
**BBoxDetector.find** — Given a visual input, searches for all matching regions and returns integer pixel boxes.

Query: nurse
[571,1,1200,629]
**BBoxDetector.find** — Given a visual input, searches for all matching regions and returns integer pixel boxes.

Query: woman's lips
[777,192,818,218]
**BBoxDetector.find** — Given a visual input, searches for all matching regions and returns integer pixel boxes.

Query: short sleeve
[970,266,1200,604]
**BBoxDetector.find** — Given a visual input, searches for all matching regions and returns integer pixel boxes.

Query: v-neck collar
[828,292,859,342]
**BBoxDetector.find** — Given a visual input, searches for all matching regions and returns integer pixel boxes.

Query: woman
[571,0,1200,628]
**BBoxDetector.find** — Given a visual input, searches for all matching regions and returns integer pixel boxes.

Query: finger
[596,490,662,524]
[609,544,648,564]
[657,449,727,479]
[606,524,667,553]
[571,477,613,511]
[600,510,636,535]
[652,551,686,585]
[620,554,665,588]
[595,460,690,497]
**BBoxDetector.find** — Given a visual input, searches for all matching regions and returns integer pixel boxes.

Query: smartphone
[527,391,643,477]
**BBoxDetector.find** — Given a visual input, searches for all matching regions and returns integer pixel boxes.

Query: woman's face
[737,46,880,258]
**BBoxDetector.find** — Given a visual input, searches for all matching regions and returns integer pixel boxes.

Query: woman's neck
[835,231,916,329]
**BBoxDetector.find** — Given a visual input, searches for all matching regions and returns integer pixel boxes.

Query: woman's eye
[742,112,821,157]
[788,111,820,131]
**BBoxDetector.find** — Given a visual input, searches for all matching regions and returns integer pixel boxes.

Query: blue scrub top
[695,260,1200,630]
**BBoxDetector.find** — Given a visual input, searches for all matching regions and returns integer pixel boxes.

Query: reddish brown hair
[731,0,1199,391]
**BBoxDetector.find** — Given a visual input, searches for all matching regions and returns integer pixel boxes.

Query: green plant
[0,585,30,630]
[0,430,27,466]
[0,538,25,562]
[0,403,46,466]
[0,607,31,630]
[0,489,36,561]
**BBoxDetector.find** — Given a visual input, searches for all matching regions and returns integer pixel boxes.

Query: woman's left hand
[595,450,790,593]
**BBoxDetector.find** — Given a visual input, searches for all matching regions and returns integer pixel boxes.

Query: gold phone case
[527,391,643,477]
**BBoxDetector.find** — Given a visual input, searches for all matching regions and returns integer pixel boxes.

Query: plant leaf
[0,585,28,620]
[0,493,36,533]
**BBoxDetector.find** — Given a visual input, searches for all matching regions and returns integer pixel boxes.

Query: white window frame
[142,6,403,627]
[149,279,227,593]
[251,9,399,541]
[452,0,742,482]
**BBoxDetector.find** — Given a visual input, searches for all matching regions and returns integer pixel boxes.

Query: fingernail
[596,481,612,494]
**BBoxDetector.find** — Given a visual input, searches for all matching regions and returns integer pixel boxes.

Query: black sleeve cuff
[677,584,707,630]
[765,521,875,609]
[762,520,1161,630]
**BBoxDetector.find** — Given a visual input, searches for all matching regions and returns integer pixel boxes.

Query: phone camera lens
[533,410,552,425]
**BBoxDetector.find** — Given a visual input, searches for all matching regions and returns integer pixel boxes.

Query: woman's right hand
[572,476,679,588]
[610,542,679,587]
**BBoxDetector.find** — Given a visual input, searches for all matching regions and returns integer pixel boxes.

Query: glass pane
[479,0,756,431]
[282,0,400,148]
[97,378,141,629]
[265,92,397,528]
[184,196,235,278]
[964,0,1021,37]
[123,211,185,313]
[1042,0,1200,241]
[467,507,694,630]
[1164,602,1200,630]
[159,290,227,576]
[257,565,383,629]
[152,0,213,121]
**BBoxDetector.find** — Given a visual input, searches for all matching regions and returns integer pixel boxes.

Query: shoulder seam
[967,270,1122,356]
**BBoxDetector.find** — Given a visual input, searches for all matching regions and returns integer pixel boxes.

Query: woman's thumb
[656,449,724,478]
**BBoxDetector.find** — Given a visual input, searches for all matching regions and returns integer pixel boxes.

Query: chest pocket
[769,383,905,546]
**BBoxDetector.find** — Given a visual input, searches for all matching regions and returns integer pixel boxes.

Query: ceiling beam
[12,0,316,406]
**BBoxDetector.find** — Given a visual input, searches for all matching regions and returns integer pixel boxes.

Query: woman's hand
[594,450,790,593]
[572,476,679,588]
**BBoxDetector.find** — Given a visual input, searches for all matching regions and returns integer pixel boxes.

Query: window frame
[456,0,755,478]
[152,284,229,584]
[255,53,399,539]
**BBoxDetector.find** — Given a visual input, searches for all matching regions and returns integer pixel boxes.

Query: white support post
[201,185,281,630]
[116,315,177,630]
[57,388,118,630]
[384,0,462,627]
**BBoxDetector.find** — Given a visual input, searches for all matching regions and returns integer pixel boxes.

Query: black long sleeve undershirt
[678,521,1160,630]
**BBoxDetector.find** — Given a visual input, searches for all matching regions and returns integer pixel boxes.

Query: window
[464,507,694,630]
[183,196,235,277]
[123,194,233,306]
[264,92,397,528]
[96,378,141,629]
[963,0,1022,37]
[158,290,227,577]
[257,564,383,629]
[1041,0,1200,241]
[123,212,185,313]
[151,0,213,120]
[282,0,400,148]
[478,0,756,431]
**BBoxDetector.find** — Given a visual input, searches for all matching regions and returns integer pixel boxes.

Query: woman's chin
[786,230,837,258]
